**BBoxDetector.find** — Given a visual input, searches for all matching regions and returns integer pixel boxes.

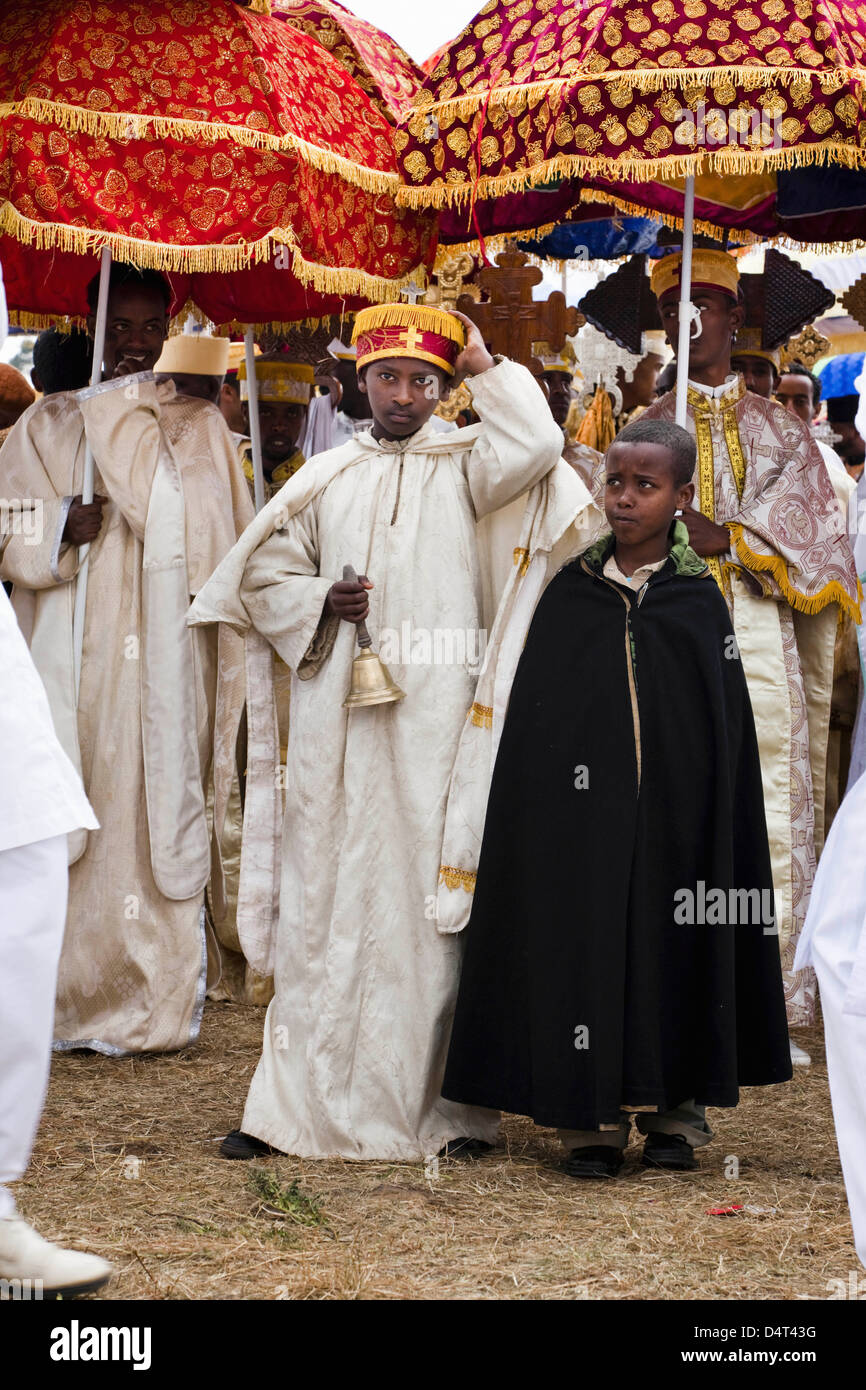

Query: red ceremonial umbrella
[0,0,435,331]
[269,0,423,121]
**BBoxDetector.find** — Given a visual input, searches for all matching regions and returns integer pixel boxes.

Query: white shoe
[0,1215,112,1296]
[789,1039,811,1066]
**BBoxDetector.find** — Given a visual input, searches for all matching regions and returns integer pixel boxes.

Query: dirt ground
[16,1003,857,1301]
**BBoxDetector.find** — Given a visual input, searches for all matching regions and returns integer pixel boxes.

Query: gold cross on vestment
[403,325,422,353]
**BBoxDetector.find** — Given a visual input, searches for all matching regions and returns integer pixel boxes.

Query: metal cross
[401,279,426,305]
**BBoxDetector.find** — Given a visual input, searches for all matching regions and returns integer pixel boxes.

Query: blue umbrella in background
[518,216,663,264]
[818,353,866,400]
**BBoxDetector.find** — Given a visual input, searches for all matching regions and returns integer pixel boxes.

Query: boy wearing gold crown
[642,249,860,1044]
[190,302,598,1160]
[237,358,313,501]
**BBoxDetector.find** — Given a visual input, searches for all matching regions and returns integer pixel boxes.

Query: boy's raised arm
[459,353,565,519]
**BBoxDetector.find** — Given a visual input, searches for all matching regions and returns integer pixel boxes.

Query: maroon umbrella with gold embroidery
[396,0,866,245]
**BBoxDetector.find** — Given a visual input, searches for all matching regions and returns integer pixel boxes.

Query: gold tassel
[728,522,862,624]
[5,97,398,194]
[245,0,272,12]
[439,865,477,893]
[468,702,493,728]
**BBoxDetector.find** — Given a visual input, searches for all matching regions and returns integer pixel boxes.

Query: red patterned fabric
[396,0,866,211]
[0,0,435,323]
[271,0,423,120]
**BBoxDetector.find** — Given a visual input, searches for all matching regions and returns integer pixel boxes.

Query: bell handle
[342,563,372,649]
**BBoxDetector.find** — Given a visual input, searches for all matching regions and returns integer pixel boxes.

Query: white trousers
[0,835,68,1218]
[812,925,866,1271]
[797,765,866,1272]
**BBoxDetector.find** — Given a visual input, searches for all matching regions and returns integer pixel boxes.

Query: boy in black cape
[442,418,792,1178]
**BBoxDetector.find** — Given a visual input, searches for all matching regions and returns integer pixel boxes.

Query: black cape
[443,532,792,1130]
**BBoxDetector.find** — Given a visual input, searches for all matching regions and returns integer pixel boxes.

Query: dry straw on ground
[18,1003,857,1300]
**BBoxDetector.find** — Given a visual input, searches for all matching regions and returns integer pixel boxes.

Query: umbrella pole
[674,174,695,429]
[73,245,111,700]
[244,327,265,512]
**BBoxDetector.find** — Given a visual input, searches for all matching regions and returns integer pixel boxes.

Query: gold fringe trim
[437,222,559,258]
[352,302,468,344]
[7,310,86,332]
[413,64,866,124]
[468,702,493,729]
[396,140,866,211]
[208,313,355,336]
[576,186,758,245]
[0,201,431,304]
[2,98,398,194]
[576,188,866,255]
[728,522,862,623]
[439,865,477,893]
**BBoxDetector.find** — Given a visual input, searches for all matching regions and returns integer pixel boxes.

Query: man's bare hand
[450,310,496,385]
[313,359,342,407]
[678,508,731,557]
[63,494,107,546]
[325,575,373,624]
[111,355,149,379]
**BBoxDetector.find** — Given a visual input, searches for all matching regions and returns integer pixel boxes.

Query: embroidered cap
[731,326,780,370]
[238,359,315,404]
[155,333,230,377]
[352,303,465,375]
[651,249,740,305]
[225,340,259,379]
[533,340,576,375]
[327,337,357,361]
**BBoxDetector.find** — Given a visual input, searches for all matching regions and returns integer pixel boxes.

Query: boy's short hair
[784,361,821,409]
[86,263,171,314]
[32,327,94,394]
[612,417,696,488]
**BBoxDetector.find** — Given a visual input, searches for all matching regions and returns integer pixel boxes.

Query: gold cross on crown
[402,324,422,353]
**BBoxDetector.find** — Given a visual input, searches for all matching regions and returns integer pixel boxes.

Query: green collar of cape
[582,518,708,580]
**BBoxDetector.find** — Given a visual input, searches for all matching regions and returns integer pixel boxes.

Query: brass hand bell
[341,564,406,709]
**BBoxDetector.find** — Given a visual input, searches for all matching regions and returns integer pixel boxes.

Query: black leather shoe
[641,1132,698,1171]
[219,1129,283,1160]
[564,1145,624,1178]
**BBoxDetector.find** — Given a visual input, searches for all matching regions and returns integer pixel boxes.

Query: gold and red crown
[352,303,465,375]
[650,250,740,305]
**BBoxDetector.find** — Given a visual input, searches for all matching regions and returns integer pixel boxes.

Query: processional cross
[456,250,583,367]
[401,279,427,305]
